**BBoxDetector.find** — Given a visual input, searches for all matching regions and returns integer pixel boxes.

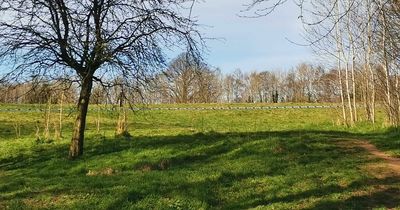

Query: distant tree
[223,75,235,103]
[248,72,263,102]
[163,53,199,103]
[232,69,246,102]
[194,67,223,103]
[160,53,221,103]
[295,63,324,103]
[317,69,340,102]
[90,84,107,105]
[0,0,202,159]
[259,71,279,103]
[272,90,279,103]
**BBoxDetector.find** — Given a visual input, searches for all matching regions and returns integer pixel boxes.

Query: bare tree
[232,69,246,103]
[0,0,202,159]
[158,53,222,104]
[223,74,235,103]
[194,67,222,103]
[162,53,199,103]
[248,72,263,102]
[249,0,400,126]
[259,71,280,103]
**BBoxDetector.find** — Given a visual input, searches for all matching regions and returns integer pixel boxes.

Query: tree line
[0,53,392,108]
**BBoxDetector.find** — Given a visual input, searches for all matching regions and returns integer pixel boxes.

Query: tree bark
[343,0,354,126]
[335,0,347,126]
[345,64,354,125]
[396,75,400,125]
[381,8,393,125]
[116,86,129,136]
[59,90,64,138]
[366,0,376,124]
[345,0,357,123]
[69,76,93,159]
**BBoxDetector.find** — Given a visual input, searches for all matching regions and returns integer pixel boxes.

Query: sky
[191,0,315,73]
[0,1,315,75]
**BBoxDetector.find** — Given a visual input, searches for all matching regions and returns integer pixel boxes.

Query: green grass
[0,103,399,209]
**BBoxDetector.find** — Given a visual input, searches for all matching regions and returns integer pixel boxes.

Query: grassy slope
[0,103,399,209]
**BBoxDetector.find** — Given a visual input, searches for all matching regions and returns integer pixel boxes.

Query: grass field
[0,103,400,209]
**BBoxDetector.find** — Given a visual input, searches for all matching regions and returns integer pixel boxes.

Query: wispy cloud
[192,0,314,73]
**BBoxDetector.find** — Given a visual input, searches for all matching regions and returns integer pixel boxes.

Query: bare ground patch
[334,139,400,209]
[337,139,400,178]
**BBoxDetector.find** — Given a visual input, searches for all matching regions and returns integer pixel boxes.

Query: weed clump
[86,167,115,176]
[134,159,171,172]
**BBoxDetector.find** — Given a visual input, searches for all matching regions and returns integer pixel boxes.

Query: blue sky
[0,1,315,75]
[191,0,315,73]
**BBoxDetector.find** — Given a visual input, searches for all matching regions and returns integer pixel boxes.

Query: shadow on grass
[364,127,400,157]
[0,129,399,209]
[307,177,400,210]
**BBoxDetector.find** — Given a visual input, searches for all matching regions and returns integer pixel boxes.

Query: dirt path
[355,141,400,173]
[340,139,400,177]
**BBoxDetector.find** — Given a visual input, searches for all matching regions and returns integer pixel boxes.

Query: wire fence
[0,105,341,113]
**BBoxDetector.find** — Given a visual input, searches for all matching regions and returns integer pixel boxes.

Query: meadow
[0,103,400,209]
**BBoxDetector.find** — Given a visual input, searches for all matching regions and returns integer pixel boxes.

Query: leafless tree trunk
[336,0,348,126]
[379,0,394,125]
[346,0,358,122]
[58,90,64,139]
[69,77,93,157]
[96,104,101,134]
[396,75,400,125]
[366,0,376,124]
[44,94,52,141]
[345,62,354,125]
[116,85,129,136]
